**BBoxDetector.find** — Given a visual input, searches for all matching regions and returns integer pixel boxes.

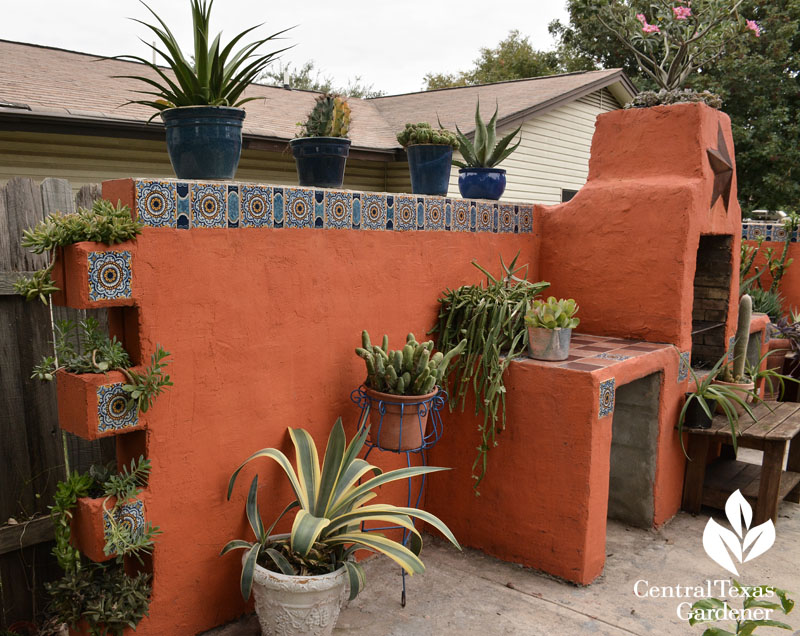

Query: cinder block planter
[56,369,144,440]
[70,496,146,563]
[53,242,136,309]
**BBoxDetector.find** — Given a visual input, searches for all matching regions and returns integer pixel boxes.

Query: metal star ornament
[707,125,733,211]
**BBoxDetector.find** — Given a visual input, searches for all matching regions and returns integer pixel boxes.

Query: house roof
[0,39,636,157]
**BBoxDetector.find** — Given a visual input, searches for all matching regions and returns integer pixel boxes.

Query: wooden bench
[681,401,800,524]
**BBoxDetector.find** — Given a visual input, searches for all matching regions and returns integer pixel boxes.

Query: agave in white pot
[221,418,460,636]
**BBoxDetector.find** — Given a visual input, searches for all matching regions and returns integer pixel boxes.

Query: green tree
[423,30,568,90]
[549,0,800,213]
[261,60,385,98]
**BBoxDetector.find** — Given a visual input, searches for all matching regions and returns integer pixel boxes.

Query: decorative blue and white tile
[386,196,395,230]
[519,206,533,233]
[476,202,493,232]
[273,188,284,228]
[599,378,615,418]
[416,198,425,230]
[88,251,132,302]
[594,353,631,361]
[394,196,416,231]
[362,193,387,230]
[191,184,226,228]
[176,185,190,229]
[499,204,515,233]
[135,180,176,227]
[240,185,273,228]
[325,191,353,229]
[96,383,139,433]
[678,351,690,382]
[284,187,314,229]
[425,197,445,230]
[452,200,470,232]
[227,186,240,228]
[104,499,145,549]
[772,223,789,242]
[469,203,477,231]
[444,199,452,230]
[351,193,361,229]
[314,190,325,228]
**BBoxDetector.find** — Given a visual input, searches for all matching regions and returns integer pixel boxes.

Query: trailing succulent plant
[721,294,753,384]
[356,331,466,396]
[451,100,521,169]
[525,297,580,330]
[14,199,142,304]
[396,122,459,149]
[32,318,172,414]
[297,93,351,138]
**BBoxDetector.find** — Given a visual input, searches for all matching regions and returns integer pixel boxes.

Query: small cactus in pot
[715,294,756,414]
[355,331,466,450]
[396,123,459,196]
[290,93,352,188]
[524,297,580,361]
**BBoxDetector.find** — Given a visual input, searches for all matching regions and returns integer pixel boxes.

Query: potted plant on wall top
[396,123,459,196]
[222,419,460,636]
[290,94,352,188]
[453,100,521,200]
[116,0,291,180]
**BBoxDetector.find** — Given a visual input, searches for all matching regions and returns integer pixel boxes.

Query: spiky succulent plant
[452,100,521,169]
[297,94,351,138]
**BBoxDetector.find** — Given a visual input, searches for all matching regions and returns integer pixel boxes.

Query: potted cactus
[396,123,459,196]
[355,331,466,450]
[290,94,352,188]
[524,297,580,361]
[453,100,521,200]
[713,295,756,414]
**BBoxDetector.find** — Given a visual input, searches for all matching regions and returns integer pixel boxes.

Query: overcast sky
[0,1,570,95]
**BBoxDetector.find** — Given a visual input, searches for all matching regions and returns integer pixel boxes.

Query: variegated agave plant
[222,418,460,600]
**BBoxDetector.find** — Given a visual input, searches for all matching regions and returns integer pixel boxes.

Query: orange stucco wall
[50,102,746,634]
[742,238,800,315]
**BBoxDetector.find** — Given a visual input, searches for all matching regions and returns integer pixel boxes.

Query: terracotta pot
[764,339,792,399]
[712,379,755,416]
[363,386,437,451]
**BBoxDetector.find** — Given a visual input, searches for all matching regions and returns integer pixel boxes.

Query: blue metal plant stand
[350,385,447,606]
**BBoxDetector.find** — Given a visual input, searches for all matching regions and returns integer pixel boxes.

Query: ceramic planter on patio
[363,386,437,451]
[407,144,453,196]
[246,542,348,636]
[161,106,245,180]
[56,369,144,441]
[711,378,755,415]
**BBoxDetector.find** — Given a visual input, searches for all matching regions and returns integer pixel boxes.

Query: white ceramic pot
[246,551,347,636]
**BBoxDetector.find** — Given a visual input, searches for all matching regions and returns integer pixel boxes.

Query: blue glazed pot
[406,145,453,196]
[458,167,507,200]
[160,106,245,180]
[290,137,351,188]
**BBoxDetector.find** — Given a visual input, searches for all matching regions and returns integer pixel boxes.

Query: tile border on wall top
[132,179,535,234]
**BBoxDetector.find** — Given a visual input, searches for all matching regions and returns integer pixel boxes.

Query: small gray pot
[527,326,572,361]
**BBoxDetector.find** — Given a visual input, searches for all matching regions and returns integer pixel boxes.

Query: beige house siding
[0,131,388,194]
[442,87,621,203]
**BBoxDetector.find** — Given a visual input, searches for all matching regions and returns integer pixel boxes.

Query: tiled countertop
[522,334,671,372]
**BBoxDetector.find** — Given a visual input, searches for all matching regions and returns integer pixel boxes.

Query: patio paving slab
[205,498,800,635]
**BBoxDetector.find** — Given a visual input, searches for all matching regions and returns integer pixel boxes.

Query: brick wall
[691,235,733,365]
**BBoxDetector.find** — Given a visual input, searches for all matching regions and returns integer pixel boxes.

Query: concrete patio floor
[207,497,800,636]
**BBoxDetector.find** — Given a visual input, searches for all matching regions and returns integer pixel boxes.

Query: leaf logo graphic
[702,490,775,575]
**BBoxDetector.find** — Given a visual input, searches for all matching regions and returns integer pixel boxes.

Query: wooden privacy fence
[0,177,115,629]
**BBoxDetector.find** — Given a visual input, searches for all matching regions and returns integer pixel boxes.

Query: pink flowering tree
[597,0,760,93]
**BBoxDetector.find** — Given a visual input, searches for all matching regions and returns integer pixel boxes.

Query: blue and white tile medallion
[96,383,139,433]
[394,195,416,231]
[599,378,616,418]
[452,200,470,232]
[324,190,353,229]
[678,351,691,382]
[191,184,226,228]
[104,499,146,550]
[88,251,132,302]
[425,197,446,230]
[362,194,387,230]
[285,187,314,229]
[240,185,273,228]
[135,180,176,228]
